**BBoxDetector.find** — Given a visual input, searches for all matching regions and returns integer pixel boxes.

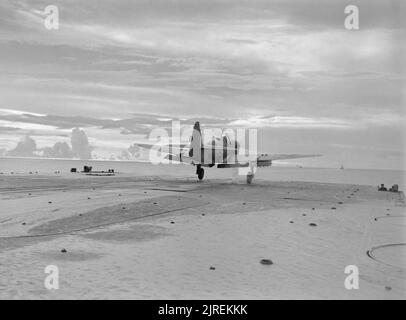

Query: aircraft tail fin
[189,121,202,161]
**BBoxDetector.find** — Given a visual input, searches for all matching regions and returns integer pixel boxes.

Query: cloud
[228,116,352,129]
[6,135,37,157]
[0,125,20,133]
[117,143,147,161]
[42,141,74,158]
[71,127,93,159]
[3,127,93,159]
[0,1,404,169]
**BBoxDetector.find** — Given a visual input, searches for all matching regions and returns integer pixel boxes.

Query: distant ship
[340,164,344,170]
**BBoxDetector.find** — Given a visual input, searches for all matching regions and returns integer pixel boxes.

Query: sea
[0,157,404,190]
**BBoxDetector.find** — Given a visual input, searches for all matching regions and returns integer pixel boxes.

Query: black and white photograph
[0,0,404,304]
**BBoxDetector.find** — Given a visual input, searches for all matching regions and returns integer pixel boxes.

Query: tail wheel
[198,167,205,180]
[247,173,254,184]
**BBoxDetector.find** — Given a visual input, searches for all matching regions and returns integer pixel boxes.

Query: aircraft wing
[164,153,194,164]
[135,142,320,166]
[135,142,189,151]
[135,142,194,165]
[255,153,320,167]
[218,153,321,168]
[257,153,321,161]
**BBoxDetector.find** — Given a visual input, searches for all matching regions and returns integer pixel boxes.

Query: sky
[0,0,404,169]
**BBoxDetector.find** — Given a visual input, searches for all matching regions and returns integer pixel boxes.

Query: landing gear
[246,172,254,184]
[246,161,256,184]
[196,165,205,181]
